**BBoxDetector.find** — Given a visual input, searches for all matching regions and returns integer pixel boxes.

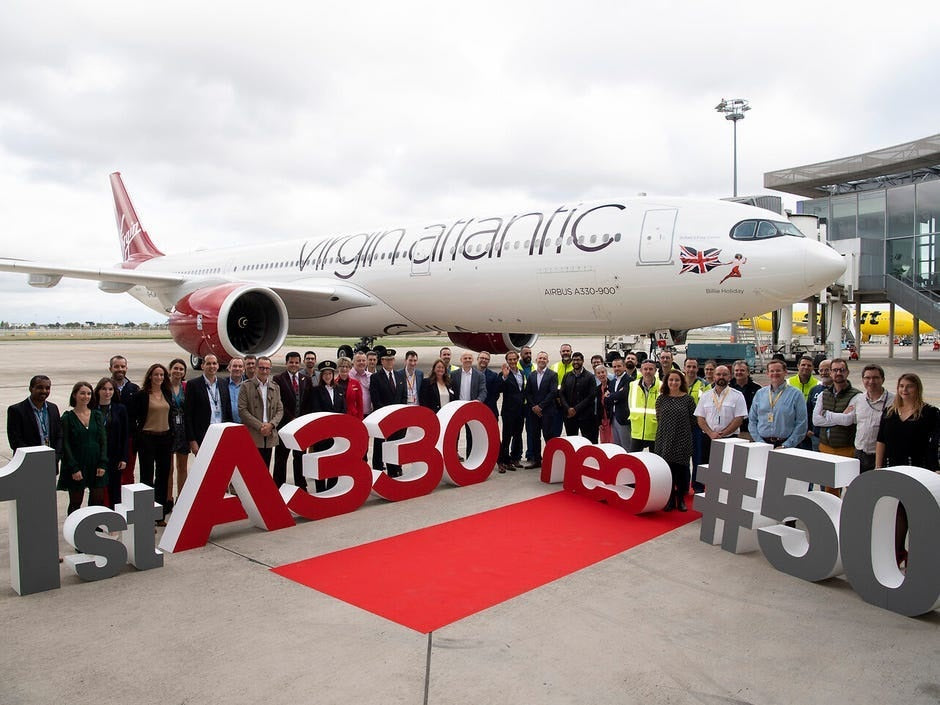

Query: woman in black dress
[654,370,696,512]
[90,377,129,510]
[875,373,940,567]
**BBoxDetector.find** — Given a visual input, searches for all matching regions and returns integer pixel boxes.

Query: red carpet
[272,491,700,633]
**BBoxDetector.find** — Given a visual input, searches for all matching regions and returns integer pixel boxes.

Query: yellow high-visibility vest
[628,379,659,441]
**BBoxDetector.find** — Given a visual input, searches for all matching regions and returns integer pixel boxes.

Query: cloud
[0,0,938,323]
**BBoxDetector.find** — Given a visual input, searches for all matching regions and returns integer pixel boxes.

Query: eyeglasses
[257,366,272,371]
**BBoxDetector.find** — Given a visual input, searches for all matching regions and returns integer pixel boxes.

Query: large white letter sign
[540,436,671,514]
[63,507,129,581]
[115,484,164,570]
[697,439,777,553]
[368,404,446,499]
[160,424,295,553]
[0,447,61,594]
[279,412,374,519]
[840,467,940,616]
[757,448,858,581]
[435,401,498,487]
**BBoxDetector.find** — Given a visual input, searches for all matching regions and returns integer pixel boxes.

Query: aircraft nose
[804,241,845,291]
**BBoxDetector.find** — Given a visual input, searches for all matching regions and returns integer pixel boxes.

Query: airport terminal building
[765,133,940,349]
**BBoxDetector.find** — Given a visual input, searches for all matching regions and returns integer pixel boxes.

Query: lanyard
[34,404,49,444]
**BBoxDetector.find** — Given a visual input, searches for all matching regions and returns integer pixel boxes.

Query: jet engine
[446,332,539,354]
[169,284,289,363]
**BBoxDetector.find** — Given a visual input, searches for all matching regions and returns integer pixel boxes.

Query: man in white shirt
[694,365,748,469]
[852,363,894,473]
[400,350,422,406]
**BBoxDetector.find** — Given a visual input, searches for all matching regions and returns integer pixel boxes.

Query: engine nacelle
[169,284,289,363]
[447,332,539,354]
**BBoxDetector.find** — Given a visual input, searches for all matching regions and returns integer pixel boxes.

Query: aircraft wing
[0,257,377,317]
[0,258,186,289]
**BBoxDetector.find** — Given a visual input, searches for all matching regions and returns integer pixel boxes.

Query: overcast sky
[1,1,938,323]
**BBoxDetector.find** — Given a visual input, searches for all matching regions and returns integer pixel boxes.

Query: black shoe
[677,497,688,512]
[498,465,507,473]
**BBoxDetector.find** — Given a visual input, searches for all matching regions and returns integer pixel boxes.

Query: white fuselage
[129,196,845,337]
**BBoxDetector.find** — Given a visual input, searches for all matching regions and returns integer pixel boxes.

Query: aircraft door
[410,239,433,276]
[638,208,677,265]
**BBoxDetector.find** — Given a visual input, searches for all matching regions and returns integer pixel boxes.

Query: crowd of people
[7,346,938,564]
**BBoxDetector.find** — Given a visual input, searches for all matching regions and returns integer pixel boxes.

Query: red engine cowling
[447,332,539,354]
[169,284,289,363]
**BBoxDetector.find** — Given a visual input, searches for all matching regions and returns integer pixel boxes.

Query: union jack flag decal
[679,245,723,274]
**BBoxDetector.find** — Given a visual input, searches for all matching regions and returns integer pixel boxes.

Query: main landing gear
[336,336,378,360]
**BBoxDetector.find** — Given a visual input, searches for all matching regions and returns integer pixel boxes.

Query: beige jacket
[237,379,284,448]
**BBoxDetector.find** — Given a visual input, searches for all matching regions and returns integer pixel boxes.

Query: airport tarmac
[1,338,938,705]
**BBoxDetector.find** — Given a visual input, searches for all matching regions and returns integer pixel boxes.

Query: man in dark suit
[7,375,63,468]
[497,351,525,472]
[559,352,599,443]
[273,351,314,490]
[523,351,558,467]
[477,352,502,421]
[397,350,423,406]
[185,353,233,454]
[370,349,403,477]
[605,355,633,451]
[110,354,140,484]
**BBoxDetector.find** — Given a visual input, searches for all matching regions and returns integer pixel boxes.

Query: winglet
[110,172,164,268]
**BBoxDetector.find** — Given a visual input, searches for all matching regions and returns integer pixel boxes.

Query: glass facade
[916,179,940,234]
[829,194,857,240]
[887,184,915,238]
[857,191,885,239]
[797,177,940,292]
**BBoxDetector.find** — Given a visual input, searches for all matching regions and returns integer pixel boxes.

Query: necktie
[389,371,395,390]
[292,375,299,394]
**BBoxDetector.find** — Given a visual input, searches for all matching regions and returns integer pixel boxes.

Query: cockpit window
[731,220,757,240]
[730,219,805,240]
[776,221,805,237]
[756,221,779,239]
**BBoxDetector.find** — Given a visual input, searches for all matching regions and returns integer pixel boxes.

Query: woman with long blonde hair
[875,372,940,568]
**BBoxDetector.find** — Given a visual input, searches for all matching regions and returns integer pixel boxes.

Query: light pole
[715,98,751,197]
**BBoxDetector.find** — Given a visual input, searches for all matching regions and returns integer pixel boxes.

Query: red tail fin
[110,172,164,268]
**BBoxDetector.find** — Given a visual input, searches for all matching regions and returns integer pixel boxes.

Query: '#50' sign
[697,439,940,618]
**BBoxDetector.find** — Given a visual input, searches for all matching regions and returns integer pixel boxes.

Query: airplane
[0,173,846,368]
[738,306,935,341]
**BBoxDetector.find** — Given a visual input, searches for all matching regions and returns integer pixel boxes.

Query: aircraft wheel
[337,344,354,360]
[191,354,204,371]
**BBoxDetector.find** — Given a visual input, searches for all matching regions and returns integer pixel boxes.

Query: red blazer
[340,376,364,420]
